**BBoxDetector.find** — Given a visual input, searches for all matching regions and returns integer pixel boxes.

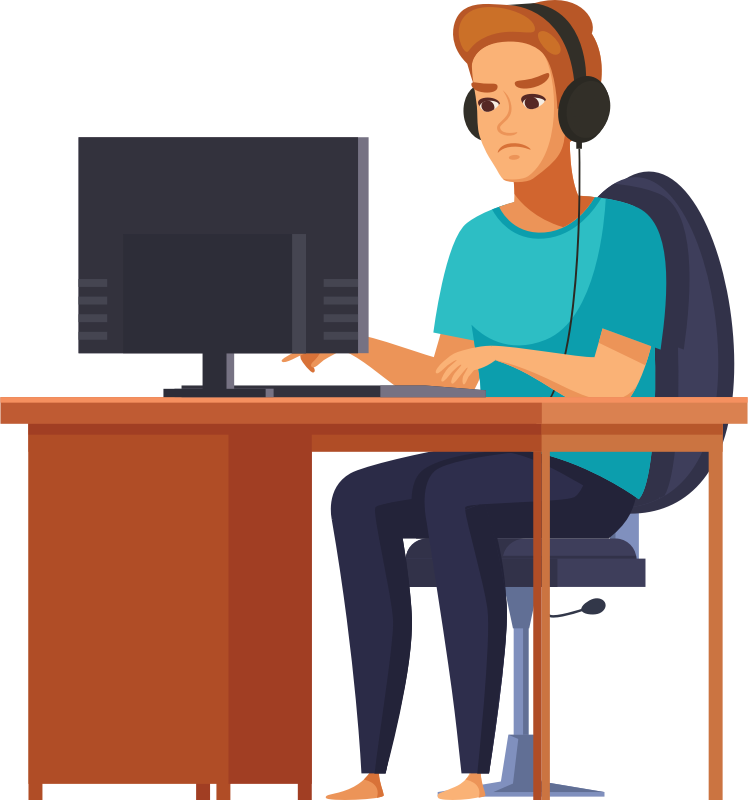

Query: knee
[331,467,373,523]
[423,463,452,502]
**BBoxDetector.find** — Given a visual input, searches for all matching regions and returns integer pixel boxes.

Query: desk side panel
[28,430,230,784]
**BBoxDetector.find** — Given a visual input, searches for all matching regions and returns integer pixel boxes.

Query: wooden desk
[1,396,746,800]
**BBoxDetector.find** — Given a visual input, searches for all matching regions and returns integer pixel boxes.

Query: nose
[496,94,517,136]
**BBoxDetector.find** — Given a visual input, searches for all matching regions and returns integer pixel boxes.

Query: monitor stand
[164,353,267,397]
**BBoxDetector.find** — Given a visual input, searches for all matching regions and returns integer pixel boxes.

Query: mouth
[499,143,530,152]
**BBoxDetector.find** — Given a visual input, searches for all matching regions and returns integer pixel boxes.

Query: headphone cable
[549,142,582,398]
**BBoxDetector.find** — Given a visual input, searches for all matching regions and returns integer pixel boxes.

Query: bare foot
[437,774,485,799]
[326,773,384,800]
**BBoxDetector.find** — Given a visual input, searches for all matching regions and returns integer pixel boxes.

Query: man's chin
[495,164,539,183]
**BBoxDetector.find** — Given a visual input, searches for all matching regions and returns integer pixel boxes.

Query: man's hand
[281,353,335,372]
[436,346,498,384]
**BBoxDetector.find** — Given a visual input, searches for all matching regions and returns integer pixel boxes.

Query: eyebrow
[471,72,550,92]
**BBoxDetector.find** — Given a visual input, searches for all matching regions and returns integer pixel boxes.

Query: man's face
[471,41,566,182]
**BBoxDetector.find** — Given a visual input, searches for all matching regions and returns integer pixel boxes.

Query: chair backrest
[599,172,735,513]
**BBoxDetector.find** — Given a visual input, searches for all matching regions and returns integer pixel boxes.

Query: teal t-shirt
[433,197,667,499]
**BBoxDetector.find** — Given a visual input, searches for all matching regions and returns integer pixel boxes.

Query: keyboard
[164,385,486,398]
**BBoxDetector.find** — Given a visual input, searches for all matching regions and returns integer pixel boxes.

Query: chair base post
[501,589,605,797]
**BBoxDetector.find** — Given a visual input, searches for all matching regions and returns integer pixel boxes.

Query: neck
[513,146,581,227]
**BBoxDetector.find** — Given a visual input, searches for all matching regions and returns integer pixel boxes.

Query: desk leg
[709,441,723,800]
[196,785,227,799]
[228,428,313,790]
[533,451,551,800]
[29,785,42,800]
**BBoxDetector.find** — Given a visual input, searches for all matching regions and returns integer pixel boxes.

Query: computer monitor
[78,137,369,394]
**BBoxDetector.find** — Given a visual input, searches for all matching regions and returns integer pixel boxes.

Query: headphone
[462,3,611,397]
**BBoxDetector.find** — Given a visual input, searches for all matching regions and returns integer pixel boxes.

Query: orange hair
[453,2,602,101]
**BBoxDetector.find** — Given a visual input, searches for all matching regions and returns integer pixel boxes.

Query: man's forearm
[352,338,439,385]
[353,340,614,394]
[488,345,617,397]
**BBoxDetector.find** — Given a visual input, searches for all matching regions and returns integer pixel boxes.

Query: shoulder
[605,200,663,251]
[453,207,502,239]
[603,197,654,227]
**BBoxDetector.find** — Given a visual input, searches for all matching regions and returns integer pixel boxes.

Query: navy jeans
[330,451,636,774]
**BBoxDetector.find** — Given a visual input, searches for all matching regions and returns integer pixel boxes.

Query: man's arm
[498,329,650,396]
[438,329,651,397]
[351,329,650,397]
[351,336,444,386]
[351,337,608,397]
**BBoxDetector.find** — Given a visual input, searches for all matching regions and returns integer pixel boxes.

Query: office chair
[405,172,735,796]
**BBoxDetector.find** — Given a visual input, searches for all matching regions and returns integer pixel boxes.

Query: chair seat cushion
[405,537,645,588]
[500,537,636,558]
[406,537,636,559]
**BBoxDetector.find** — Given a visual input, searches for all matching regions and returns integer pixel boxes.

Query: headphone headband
[513,3,587,80]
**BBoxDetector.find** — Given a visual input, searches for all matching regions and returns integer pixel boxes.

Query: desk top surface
[1,396,746,427]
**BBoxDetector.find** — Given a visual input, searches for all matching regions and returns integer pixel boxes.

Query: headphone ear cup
[463,89,481,139]
[557,76,610,144]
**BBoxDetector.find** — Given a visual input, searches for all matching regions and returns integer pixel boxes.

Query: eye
[478,97,500,112]
[478,94,545,112]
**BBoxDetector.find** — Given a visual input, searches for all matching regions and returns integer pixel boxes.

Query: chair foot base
[487,735,604,797]
[483,780,604,797]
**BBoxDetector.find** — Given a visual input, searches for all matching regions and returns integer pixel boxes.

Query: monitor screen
[78,137,368,357]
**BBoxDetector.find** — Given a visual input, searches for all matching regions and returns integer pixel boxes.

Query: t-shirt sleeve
[433,224,476,340]
[596,204,667,350]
